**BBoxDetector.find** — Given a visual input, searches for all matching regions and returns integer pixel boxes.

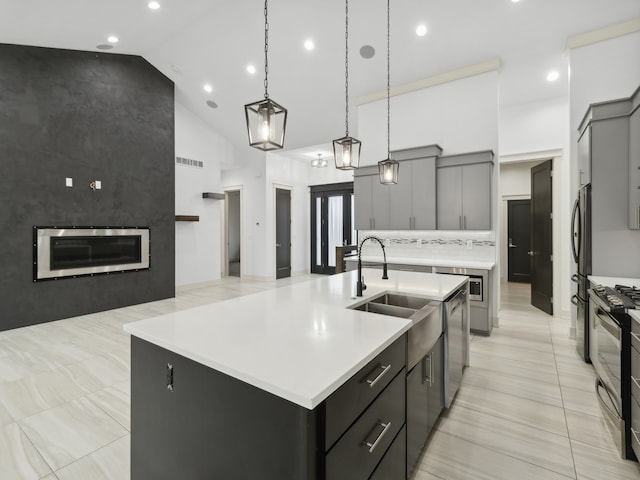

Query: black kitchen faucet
[356,236,389,296]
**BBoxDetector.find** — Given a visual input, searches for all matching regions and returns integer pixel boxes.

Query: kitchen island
[124,269,467,479]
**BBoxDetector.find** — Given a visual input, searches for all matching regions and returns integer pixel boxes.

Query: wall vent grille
[176,156,204,168]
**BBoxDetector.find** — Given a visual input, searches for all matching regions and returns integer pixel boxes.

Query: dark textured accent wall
[0,44,175,331]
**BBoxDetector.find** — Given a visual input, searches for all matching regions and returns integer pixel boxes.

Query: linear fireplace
[34,226,150,281]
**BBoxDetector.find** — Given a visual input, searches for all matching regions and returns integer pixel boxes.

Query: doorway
[310,183,355,275]
[531,160,553,315]
[507,199,531,283]
[275,188,291,279]
[225,189,241,277]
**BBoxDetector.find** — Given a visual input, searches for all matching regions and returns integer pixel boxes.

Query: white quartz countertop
[123,269,467,410]
[588,276,640,289]
[345,255,495,270]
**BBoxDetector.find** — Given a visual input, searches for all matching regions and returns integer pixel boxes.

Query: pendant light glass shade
[245,98,287,151]
[333,0,361,170]
[377,0,399,184]
[378,158,399,184]
[244,0,287,151]
[333,136,361,170]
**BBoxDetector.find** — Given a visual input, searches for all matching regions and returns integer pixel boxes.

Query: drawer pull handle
[631,332,640,343]
[632,376,640,391]
[365,421,392,453]
[365,364,392,389]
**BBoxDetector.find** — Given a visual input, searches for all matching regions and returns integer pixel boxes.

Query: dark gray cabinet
[354,174,391,230]
[436,152,493,230]
[406,334,444,477]
[131,334,407,480]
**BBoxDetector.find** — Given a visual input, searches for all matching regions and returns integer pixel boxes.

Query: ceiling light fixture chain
[345,0,349,136]
[264,0,269,99]
[332,0,361,170]
[386,0,390,158]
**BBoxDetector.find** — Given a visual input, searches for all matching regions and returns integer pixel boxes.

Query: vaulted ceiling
[1,0,638,165]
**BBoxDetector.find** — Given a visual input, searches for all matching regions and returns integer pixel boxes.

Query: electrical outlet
[95,180,102,190]
[65,177,73,187]
[466,240,473,249]
[417,238,422,248]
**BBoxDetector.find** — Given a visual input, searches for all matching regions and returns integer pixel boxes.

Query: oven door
[590,294,622,414]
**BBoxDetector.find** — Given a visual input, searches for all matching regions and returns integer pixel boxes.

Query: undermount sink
[350,293,435,322]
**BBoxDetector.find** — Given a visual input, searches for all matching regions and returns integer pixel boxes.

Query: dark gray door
[507,199,531,283]
[531,161,553,315]
[276,188,291,279]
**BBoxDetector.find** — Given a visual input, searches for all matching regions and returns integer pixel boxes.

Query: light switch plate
[65,177,73,187]
[95,180,102,190]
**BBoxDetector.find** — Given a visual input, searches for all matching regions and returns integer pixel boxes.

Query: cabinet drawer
[325,335,405,450]
[632,345,640,404]
[632,319,640,353]
[632,395,640,461]
[369,425,406,480]
[325,371,405,480]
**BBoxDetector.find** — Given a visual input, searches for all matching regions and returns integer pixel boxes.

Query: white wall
[498,96,571,319]
[175,101,235,287]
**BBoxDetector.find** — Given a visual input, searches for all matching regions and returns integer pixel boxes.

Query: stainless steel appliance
[433,266,490,335]
[571,184,592,362]
[590,283,637,460]
[443,287,468,408]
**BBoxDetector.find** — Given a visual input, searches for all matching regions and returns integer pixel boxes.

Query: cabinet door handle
[365,421,392,453]
[463,216,467,229]
[423,354,433,386]
[459,216,462,229]
[365,364,392,388]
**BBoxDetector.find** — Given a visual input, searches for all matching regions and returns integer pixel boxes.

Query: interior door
[507,199,531,283]
[275,188,291,279]
[530,160,553,314]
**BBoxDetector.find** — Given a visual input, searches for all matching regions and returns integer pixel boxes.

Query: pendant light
[378,0,398,185]
[333,0,361,170]
[244,0,287,151]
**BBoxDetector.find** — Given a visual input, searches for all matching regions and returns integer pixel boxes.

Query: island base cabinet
[130,337,318,480]
[325,370,405,480]
[370,425,407,480]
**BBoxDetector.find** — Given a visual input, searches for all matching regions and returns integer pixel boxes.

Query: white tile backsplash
[357,230,496,262]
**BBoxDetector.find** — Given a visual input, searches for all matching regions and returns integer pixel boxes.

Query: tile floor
[1,277,639,479]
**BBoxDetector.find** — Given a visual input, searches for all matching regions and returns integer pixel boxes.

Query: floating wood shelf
[202,192,225,200]
[175,215,199,222]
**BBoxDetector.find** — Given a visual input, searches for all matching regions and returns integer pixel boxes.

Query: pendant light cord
[264,0,269,99]
[345,0,350,136]
[386,0,390,158]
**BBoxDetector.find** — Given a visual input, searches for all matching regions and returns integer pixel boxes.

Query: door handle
[508,244,517,248]
[528,251,534,256]
[276,243,282,247]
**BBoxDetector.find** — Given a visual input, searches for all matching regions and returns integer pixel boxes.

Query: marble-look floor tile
[60,355,129,394]
[18,397,128,471]
[462,367,563,407]
[454,384,569,436]
[0,369,89,421]
[436,403,575,477]
[418,430,574,480]
[564,409,618,453]
[87,387,130,431]
[468,351,559,385]
[557,369,596,393]
[0,422,51,480]
[40,475,59,480]
[561,385,603,418]
[571,439,640,480]
[55,435,129,480]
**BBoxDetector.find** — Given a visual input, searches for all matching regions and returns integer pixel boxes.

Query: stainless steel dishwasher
[443,287,468,408]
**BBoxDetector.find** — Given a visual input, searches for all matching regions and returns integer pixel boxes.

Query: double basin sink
[349,292,443,369]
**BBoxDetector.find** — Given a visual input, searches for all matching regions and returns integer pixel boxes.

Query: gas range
[591,284,639,314]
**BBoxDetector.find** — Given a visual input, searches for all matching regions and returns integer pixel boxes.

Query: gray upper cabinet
[354,145,441,231]
[630,89,640,229]
[436,151,493,230]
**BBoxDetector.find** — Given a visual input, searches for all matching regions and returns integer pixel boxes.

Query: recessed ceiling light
[304,39,315,51]
[246,64,256,75]
[107,36,119,44]
[546,70,560,82]
[360,45,375,59]
[511,0,521,3]
[203,84,213,93]
[416,25,427,37]
[148,1,160,9]
[96,44,113,50]
[206,100,218,109]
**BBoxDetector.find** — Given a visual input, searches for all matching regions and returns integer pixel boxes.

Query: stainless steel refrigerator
[571,184,591,362]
